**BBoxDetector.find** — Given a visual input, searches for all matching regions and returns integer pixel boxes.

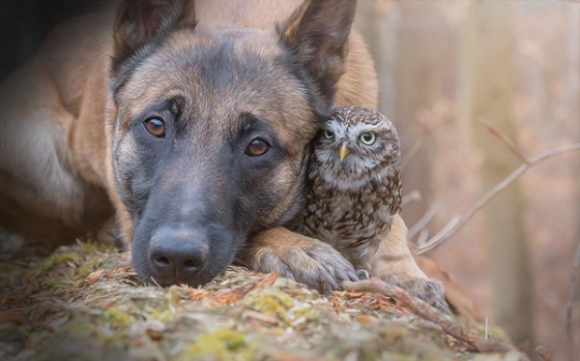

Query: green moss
[81,242,115,255]
[103,306,134,329]
[3,241,522,361]
[37,253,81,271]
[293,306,321,320]
[177,328,256,361]
[76,259,102,278]
[60,320,97,334]
[244,289,295,325]
[42,278,76,289]
[144,306,173,324]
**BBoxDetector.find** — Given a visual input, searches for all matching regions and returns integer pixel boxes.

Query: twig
[401,140,424,169]
[402,190,421,206]
[535,345,552,361]
[415,229,429,247]
[415,116,580,254]
[566,240,580,361]
[408,205,438,240]
[485,317,489,340]
[415,143,580,254]
[478,117,530,165]
[343,278,512,353]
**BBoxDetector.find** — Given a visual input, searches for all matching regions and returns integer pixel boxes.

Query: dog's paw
[380,275,449,314]
[254,239,359,293]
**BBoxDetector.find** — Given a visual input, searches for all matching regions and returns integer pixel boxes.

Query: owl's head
[313,106,400,188]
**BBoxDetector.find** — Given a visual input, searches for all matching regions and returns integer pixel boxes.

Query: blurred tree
[465,0,533,347]
[387,2,460,228]
[355,0,396,116]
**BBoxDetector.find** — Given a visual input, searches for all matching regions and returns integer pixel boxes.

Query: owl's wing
[386,168,403,215]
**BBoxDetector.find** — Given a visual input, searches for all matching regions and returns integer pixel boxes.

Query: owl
[290,105,402,277]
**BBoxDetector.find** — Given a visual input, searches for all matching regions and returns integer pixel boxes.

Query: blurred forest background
[356,1,580,359]
[0,0,578,359]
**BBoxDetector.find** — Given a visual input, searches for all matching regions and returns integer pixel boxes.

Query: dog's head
[110,0,357,286]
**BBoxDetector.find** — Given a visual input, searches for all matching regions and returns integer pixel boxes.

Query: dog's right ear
[112,0,197,74]
[279,0,357,106]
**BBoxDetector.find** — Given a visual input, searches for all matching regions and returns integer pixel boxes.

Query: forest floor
[0,242,525,361]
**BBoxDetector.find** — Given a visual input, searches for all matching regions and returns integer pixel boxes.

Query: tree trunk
[465,0,534,347]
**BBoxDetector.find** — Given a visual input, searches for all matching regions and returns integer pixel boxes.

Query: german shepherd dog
[0,0,445,307]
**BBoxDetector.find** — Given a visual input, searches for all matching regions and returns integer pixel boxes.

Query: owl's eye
[144,118,166,138]
[246,138,270,157]
[323,129,335,139]
[359,132,376,145]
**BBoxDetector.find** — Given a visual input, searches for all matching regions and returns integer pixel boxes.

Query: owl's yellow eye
[323,129,335,140]
[359,132,376,145]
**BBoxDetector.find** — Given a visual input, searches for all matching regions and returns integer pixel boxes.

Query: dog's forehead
[118,25,318,152]
[127,27,281,89]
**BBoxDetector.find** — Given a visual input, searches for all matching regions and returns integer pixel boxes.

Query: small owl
[290,105,402,277]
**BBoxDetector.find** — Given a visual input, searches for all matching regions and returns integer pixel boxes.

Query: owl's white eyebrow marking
[324,119,347,139]
[347,122,379,137]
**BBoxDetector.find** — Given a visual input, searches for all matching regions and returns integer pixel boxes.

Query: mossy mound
[0,243,523,361]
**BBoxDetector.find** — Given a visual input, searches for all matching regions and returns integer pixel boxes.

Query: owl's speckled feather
[290,105,402,270]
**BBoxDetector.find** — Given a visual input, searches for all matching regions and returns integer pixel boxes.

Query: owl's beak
[339,144,349,162]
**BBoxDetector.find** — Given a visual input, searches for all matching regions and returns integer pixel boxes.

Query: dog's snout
[149,227,208,283]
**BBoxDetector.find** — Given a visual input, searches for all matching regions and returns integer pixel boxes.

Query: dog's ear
[112,0,197,73]
[279,0,357,105]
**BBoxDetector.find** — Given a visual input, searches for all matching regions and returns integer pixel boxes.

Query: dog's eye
[246,138,270,157]
[323,129,335,140]
[359,132,376,145]
[144,118,166,138]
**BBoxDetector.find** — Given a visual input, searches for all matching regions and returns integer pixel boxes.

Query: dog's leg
[364,214,449,313]
[0,61,88,242]
[240,227,360,293]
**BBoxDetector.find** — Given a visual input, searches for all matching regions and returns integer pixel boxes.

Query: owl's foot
[355,268,371,280]
[394,277,449,314]
[242,227,359,293]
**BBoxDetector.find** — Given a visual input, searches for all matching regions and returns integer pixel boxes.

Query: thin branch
[566,240,580,361]
[416,143,580,255]
[402,190,421,206]
[478,117,531,165]
[401,140,424,169]
[343,279,512,353]
[408,205,438,240]
[415,229,430,247]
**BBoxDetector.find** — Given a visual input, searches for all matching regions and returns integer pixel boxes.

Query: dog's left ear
[279,0,357,105]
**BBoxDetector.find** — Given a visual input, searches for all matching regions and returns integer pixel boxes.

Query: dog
[0,0,444,306]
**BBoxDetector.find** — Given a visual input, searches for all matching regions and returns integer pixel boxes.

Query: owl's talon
[355,269,371,280]
[398,277,449,314]
[348,271,360,282]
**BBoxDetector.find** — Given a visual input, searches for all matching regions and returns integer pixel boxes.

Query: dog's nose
[149,227,208,282]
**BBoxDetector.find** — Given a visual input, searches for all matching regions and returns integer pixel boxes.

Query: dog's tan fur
[0,0,432,297]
